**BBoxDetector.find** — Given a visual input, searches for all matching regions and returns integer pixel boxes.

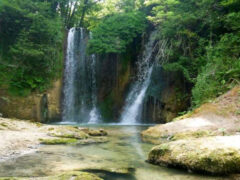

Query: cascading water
[62,28,76,123]
[120,32,156,125]
[62,27,101,123]
[88,54,101,124]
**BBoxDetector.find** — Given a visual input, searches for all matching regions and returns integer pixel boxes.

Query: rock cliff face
[0,30,190,123]
[0,79,62,122]
[95,34,190,123]
[0,66,189,123]
[96,55,190,123]
[142,68,190,123]
[96,53,134,122]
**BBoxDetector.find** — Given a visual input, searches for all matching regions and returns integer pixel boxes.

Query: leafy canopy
[0,0,63,95]
[146,0,240,106]
[88,11,146,54]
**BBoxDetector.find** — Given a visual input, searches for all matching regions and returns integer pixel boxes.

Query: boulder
[46,126,89,139]
[78,128,108,136]
[148,135,240,175]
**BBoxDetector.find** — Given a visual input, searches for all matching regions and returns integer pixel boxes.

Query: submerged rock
[82,167,135,174]
[40,128,109,145]
[41,171,102,180]
[0,171,102,180]
[78,128,108,136]
[88,129,108,136]
[82,168,136,180]
[77,137,109,145]
[148,135,240,175]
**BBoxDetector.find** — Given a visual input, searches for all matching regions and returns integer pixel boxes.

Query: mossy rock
[77,128,108,136]
[0,178,23,180]
[141,130,214,145]
[141,133,164,144]
[47,126,89,139]
[88,129,108,136]
[0,171,102,180]
[49,131,88,139]
[0,122,10,130]
[82,167,135,174]
[170,130,215,141]
[148,136,240,175]
[39,138,78,145]
[42,171,102,180]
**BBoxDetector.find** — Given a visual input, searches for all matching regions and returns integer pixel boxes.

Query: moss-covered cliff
[0,79,62,122]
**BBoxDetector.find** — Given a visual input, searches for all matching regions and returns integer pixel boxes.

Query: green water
[0,125,229,180]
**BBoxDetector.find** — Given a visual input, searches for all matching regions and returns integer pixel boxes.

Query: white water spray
[88,54,101,124]
[62,28,76,122]
[120,66,153,125]
[62,28,101,123]
[120,32,156,125]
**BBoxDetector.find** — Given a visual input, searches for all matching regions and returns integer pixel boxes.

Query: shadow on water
[82,169,136,180]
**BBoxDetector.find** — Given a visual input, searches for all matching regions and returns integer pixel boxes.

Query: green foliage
[147,0,240,107]
[88,11,146,54]
[1,0,239,109]
[0,0,63,95]
[192,7,240,106]
[192,33,240,106]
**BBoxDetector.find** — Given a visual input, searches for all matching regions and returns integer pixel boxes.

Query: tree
[88,11,146,54]
[0,0,63,95]
[146,0,240,106]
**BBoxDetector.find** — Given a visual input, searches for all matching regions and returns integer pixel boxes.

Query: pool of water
[0,125,229,180]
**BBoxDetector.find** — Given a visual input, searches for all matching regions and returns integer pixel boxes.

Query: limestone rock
[48,126,89,139]
[78,128,108,136]
[77,137,108,145]
[148,135,240,175]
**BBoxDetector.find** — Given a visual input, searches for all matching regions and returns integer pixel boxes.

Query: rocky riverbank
[0,117,107,162]
[142,86,240,175]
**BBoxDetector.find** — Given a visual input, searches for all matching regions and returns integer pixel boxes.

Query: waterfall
[88,54,101,124]
[62,28,76,123]
[62,28,101,123]
[120,32,156,125]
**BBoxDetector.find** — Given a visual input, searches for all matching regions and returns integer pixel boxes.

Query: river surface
[0,125,228,180]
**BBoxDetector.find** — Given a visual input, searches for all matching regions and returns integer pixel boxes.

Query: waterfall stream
[120,32,156,125]
[63,28,156,124]
[88,54,101,124]
[62,28,101,123]
[62,28,76,123]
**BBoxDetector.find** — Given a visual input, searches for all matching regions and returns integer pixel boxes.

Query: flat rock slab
[148,135,240,175]
[0,117,108,161]
[142,86,240,144]
[141,113,238,144]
